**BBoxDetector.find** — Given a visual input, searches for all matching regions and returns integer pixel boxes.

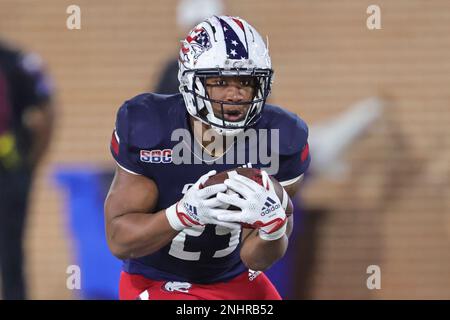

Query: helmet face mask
[185,68,273,131]
[178,16,273,136]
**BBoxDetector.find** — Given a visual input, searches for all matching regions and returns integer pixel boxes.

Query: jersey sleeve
[275,143,310,186]
[273,116,311,186]
[110,101,145,175]
[14,52,53,108]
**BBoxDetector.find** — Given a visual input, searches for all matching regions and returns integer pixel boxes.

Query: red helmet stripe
[232,18,244,31]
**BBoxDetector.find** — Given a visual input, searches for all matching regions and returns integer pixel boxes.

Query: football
[201,168,293,226]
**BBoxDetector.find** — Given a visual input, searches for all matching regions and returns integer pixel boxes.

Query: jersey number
[168,225,241,261]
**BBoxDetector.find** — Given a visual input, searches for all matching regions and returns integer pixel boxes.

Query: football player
[105,15,310,300]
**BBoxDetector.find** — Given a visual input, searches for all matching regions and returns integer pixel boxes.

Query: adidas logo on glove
[261,197,281,216]
[183,203,198,219]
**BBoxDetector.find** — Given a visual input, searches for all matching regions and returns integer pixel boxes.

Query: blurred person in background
[153,0,225,94]
[0,40,54,300]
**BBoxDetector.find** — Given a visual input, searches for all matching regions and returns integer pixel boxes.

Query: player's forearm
[239,213,293,271]
[240,231,288,271]
[107,210,178,259]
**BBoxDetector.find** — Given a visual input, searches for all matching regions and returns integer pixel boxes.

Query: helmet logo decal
[218,18,248,59]
[181,27,212,63]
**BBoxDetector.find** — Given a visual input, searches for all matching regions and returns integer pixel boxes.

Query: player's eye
[240,78,255,87]
[206,79,227,86]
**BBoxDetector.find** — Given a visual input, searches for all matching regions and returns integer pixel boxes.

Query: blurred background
[0,0,449,299]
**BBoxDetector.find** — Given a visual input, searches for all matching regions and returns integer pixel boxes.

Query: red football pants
[119,271,282,300]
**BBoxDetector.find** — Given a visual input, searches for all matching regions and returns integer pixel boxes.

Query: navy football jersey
[110,93,310,284]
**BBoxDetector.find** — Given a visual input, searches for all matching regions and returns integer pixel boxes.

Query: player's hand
[165,170,240,231]
[213,170,288,241]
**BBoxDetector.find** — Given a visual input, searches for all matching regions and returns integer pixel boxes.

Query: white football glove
[165,170,240,231]
[213,170,288,241]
